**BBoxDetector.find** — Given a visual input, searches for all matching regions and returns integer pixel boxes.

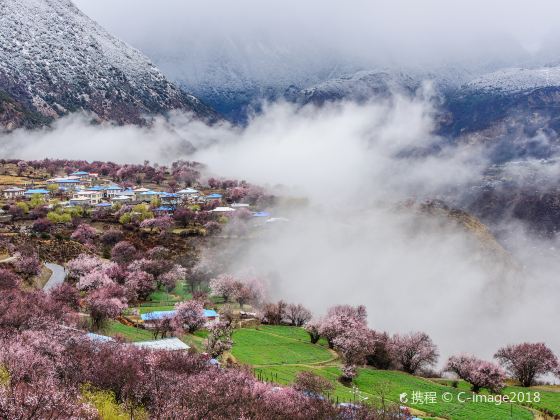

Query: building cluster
[1,171,285,223]
[1,171,222,210]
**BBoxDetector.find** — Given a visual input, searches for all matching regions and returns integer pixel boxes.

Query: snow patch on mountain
[466,67,560,93]
[295,70,420,104]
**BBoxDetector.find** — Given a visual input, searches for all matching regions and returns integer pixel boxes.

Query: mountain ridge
[0,0,218,130]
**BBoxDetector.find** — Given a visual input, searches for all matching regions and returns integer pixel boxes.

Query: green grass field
[230,326,560,419]
[231,325,334,365]
[504,385,560,417]
[434,379,560,417]
[181,331,207,352]
[137,305,175,314]
[102,320,154,342]
[142,281,193,307]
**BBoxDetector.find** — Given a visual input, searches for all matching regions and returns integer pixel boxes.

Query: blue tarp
[253,211,271,217]
[141,309,218,321]
[141,310,176,321]
[204,309,218,317]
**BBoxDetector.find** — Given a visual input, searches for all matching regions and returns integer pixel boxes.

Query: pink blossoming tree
[209,274,238,303]
[172,300,206,334]
[71,223,98,244]
[494,342,559,387]
[446,354,505,393]
[388,332,439,374]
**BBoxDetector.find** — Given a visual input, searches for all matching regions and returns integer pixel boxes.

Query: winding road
[43,263,66,291]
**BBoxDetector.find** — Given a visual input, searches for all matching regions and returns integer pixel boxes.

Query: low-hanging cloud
[1,94,559,365]
[74,0,560,89]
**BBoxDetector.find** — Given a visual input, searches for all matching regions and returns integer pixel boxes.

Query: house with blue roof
[47,176,83,191]
[71,171,90,177]
[133,188,157,202]
[206,193,223,200]
[104,185,124,199]
[87,185,105,192]
[160,192,179,207]
[24,188,49,197]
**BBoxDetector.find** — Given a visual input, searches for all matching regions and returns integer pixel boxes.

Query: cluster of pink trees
[209,274,266,308]
[66,254,129,328]
[444,343,560,391]
[12,251,42,280]
[257,301,312,327]
[303,305,439,382]
[71,223,98,245]
[13,158,205,188]
[85,285,128,330]
[139,215,174,233]
[66,242,193,329]
[110,240,137,265]
[0,268,22,290]
[313,305,374,381]
[0,288,403,419]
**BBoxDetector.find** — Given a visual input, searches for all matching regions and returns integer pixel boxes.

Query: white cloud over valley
[1,94,558,363]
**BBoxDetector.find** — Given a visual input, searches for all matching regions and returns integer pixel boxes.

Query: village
[1,158,560,420]
[1,169,271,221]
[0,159,277,349]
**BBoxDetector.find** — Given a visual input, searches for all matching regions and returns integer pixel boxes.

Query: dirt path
[43,263,66,291]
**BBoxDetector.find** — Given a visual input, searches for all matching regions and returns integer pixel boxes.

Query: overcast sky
[74,0,560,82]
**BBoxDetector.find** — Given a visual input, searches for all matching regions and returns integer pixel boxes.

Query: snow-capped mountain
[0,0,217,130]
[441,66,560,139]
[292,70,420,105]
[151,35,353,122]
[466,66,560,93]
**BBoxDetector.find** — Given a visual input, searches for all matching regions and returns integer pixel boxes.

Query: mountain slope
[291,70,420,105]
[441,67,560,139]
[283,66,560,162]
[0,0,217,130]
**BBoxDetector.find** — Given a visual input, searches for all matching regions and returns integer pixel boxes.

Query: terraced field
[231,325,560,420]
[232,325,334,365]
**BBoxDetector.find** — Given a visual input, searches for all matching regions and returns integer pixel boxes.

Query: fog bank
[1,95,559,362]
